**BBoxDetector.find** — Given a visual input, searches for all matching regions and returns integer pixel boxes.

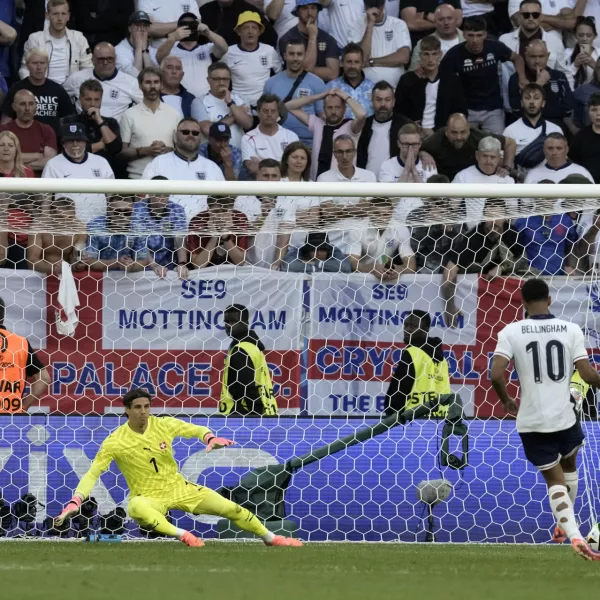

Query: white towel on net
[55,261,80,337]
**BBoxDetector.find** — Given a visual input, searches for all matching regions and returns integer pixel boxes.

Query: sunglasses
[178,129,201,136]
[521,11,541,18]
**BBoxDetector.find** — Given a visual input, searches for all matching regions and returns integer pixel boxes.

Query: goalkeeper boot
[571,538,600,561]
[552,526,567,543]
[265,535,302,547]
[180,531,205,548]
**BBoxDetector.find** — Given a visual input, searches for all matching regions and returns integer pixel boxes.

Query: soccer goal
[0,176,599,543]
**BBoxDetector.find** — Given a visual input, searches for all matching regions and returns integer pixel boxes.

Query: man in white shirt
[223,12,283,107]
[138,0,202,48]
[63,42,143,123]
[115,11,159,79]
[241,93,299,177]
[42,122,114,223]
[348,0,412,88]
[320,0,366,47]
[20,0,92,84]
[142,117,225,221]
[119,67,180,179]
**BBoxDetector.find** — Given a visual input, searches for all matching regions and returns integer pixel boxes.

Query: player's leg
[553,449,580,543]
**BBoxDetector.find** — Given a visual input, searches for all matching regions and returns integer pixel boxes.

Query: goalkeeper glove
[204,434,235,453]
[55,494,83,527]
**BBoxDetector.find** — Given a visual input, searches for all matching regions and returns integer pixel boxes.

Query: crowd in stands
[0,0,599,319]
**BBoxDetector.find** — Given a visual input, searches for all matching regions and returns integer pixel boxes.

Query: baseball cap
[209,122,232,140]
[234,11,265,33]
[61,122,88,142]
[128,10,151,25]
[177,12,199,25]
[291,0,323,16]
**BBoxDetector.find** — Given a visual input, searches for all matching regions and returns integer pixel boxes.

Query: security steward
[384,310,451,417]
[219,303,278,416]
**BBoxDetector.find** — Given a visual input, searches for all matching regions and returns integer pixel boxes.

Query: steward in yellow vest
[219,304,278,416]
[384,310,451,418]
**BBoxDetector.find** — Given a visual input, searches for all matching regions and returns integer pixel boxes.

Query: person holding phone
[564,16,599,89]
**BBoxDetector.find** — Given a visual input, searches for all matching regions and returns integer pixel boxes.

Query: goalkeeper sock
[564,471,579,506]
[548,484,582,541]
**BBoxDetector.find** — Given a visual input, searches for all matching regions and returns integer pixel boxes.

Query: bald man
[421,113,516,179]
[402,0,463,47]
[1,89,58,174]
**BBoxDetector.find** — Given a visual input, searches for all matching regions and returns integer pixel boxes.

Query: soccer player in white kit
[491,278,600,560]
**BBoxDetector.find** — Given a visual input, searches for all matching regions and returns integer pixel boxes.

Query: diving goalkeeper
[55,389,302,548]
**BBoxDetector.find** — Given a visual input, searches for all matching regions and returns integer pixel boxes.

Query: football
[587,523,600,551]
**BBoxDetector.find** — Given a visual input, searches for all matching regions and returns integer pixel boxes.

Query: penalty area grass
[1,542,599,600]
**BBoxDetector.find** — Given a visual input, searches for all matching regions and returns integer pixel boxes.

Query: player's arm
[575,358,600,386]
[162,417,235,453]
[490,354,518,415]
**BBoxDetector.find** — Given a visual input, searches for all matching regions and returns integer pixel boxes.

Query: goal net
[0,177,599,543]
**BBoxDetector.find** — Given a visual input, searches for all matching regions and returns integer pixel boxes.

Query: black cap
[209,122,231,140]
[178,12,200,25]
[61,122,88,142]
[129,10,151,25]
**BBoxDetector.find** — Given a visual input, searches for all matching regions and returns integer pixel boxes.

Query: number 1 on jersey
[150,457,159,473]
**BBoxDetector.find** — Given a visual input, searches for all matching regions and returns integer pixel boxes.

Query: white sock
[548,484,582,541]
[564,471,579,506]
[262,531,275,543]
[175,528,186,540]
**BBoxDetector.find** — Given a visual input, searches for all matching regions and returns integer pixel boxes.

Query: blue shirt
[199,142,242,179]
[327,74,375,119]
[513,213,578,275]
[0,1,14,80]
[85,216,139,261]
[130,200,188,268]
[264,70,326,146]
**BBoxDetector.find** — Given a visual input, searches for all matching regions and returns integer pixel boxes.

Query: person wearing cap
[20,0,93,84]
[199,122,243,180]
[41,122,114,223]
[222,12,282,107]
[115,11,159,78]
[155,12,228,99]
[279,0,340,83]
[137,0,201,49]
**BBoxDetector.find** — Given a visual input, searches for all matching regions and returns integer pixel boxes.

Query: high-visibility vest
[0,328,30,413]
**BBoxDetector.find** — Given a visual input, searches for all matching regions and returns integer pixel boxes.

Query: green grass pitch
[2,542,600,600]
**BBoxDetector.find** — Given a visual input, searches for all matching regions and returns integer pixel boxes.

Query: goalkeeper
[55,389,301,548]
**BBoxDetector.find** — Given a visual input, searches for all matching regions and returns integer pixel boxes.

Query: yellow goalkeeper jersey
[75,416,212,499]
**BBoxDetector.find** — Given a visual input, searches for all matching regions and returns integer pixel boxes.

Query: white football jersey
[494,316,589,433]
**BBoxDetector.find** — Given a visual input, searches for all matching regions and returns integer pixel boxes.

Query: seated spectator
[84,195,146,272]
[28,196,87,276]
[264,38,327,146]
[278,0,340,83]
[395,35,467,136]
[141,118,225,221]
[193,62,253,150]
[63,42,143,123]
[281,141,312,183]
[155,12,229,99]
[223,12,283,108]
[421,113,516,179]
[408,4,464,71]
[508,40,573,129]
[326,44,375,119]
[42,122,114,223]
[525,132,594,182]
[285,88,366,180]
[401,0,462,47]
[564,17,599,90]
[139,0,200,49]
[241,94,299,178]
[234,158,280,228]
[573,57,600,128]
[2,89,57,176]
[115,11,159,78]
[282,234,352,273]
[159,56,196,119]
[130,177,188,279]
[20,0,93,85]
[508,0,579,44]
[199,122,242,181]
[1,48,75,138]
[379,123,438,182]
[570,93,600,182]
[119,67,180,179]
[68,0,134,49]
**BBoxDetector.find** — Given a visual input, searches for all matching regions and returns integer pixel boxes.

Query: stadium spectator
[84,195,146,272]
[265,0,300,40]
[572,58,600,128]
[114,11,159,79]
[1,48,75,138]
[507,0,579,45]
[440,16,527,134]
[569,93,600,182]
[0,5,15,99]
[316,0,362,48]
[401,0,462,47]
[278,0,340,83]
[223,12,283,107]
[155,12,229,99]
[282,233,353,272]
[63,42,143,123]
[234,158,280,227]
[158,56,196,119]
[421,113,516,179]
[42,122,114,223]
[379,123,438,182]
[193,62,253,150]
[138,0,200,49]
[564,17,599,90]
[141,117,225,222]
[285,88,366,180]
[348,0,412,88]
[67,0,134,49]
[241,94,299,178]
[281,140,313,183]
[264,39,327,146]
[408,4,463,71]
[199,122,242,181]
[524,132,594,182]
[119,67,180,179]
[508,40,573,129]
[395,35,468,135]
[326,44,375,120]
[130,177,189,279]
[2,89,57,176]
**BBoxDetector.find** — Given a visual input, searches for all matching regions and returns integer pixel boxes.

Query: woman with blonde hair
[0,130,34,178]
